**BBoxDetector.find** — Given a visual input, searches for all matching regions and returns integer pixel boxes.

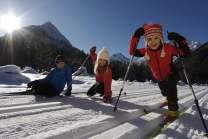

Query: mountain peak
[43,21,53,25]
[167,40,202,52]
[110,53,129,63]
[41,21,56,29]
[2,21,73,49]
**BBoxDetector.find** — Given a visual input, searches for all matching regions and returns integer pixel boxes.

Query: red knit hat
[144,24,163,40]
[143,23,166,60]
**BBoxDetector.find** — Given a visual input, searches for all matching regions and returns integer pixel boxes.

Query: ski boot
[164,110,178,122]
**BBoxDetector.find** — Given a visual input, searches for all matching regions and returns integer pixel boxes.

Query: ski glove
[65,88,71,96]
[167,32,186,43]
[90,46,96,54]
[133,27,144,38]
[129,37,138,55]
[27,80,39,88]
[103,96,111,103]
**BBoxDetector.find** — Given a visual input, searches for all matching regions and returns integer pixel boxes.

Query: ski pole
[173,42,208,136]
[60,54,91,97]
[113,24,147,112]
[113,36,141,112]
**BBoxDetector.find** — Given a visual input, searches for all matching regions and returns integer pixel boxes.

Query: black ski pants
[32,82,59,97]
[87,82,104,96]
[158,73,179,111]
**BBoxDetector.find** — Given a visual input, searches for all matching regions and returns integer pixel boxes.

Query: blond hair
[94,60,108,75]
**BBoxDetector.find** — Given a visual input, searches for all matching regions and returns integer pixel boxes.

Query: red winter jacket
[90,53,112,98]
[129,41,191,81]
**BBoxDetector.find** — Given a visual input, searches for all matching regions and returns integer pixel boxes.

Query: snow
[0,65,208,139]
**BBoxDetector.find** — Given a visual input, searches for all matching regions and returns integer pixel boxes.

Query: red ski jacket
[129,42,191,81]
[90,53,112,98]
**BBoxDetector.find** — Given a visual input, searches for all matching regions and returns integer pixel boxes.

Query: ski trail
[0,86,206,139]
[0,102,64,113]
[43,102,163,139]
[0,109,102,139]
[77,89,208,139]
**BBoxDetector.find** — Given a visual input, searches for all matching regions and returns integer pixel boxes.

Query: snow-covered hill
[0,65,207,139]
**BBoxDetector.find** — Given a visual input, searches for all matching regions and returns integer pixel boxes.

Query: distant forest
[0,37,156,82]
[1,36,208,84]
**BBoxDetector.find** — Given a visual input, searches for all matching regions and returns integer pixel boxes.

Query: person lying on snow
[129,23,191,122]
[27,55,72,97]
[87,46,113,103]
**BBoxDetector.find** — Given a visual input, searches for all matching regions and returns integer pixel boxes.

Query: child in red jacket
[87,47,112,103]
[129,23,191,121]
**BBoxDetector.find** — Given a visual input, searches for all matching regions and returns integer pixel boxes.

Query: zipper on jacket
[155,52,163,81]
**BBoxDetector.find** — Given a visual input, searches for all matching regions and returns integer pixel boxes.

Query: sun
[0,14,20,32]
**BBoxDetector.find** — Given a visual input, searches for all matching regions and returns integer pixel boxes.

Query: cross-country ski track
[0,85,207,139]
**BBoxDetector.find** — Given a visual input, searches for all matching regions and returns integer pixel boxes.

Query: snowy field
[0,65,208,139]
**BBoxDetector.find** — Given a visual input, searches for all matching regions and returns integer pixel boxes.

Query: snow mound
[0,65,30,84]
[0,65,21,74]
[21,67,38,74]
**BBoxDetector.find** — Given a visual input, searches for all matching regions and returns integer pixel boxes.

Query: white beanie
[97,47,110,64]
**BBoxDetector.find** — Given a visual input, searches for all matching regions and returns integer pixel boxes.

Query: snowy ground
[0,65,208,139]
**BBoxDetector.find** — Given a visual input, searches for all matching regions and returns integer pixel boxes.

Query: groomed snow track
[0,86,207,139]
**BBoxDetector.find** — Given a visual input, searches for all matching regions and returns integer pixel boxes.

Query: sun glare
[0,14,20,32]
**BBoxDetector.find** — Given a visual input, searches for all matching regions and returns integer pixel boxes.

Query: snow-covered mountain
[167,40,202,52]
[3,22,73,49]
[1,21,203,65]
[187,40,202,52]
[110,53,130,63]
[110,53,146,65]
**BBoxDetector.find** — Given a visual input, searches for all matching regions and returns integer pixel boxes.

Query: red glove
[129,37,138,55]
[90,46,96,54]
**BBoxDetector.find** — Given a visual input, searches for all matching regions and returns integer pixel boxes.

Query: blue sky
[0,0,208,58]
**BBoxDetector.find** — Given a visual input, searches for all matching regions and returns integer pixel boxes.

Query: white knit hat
[97,47,110,64]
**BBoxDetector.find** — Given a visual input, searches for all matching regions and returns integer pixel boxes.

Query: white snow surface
[0,65,208,139]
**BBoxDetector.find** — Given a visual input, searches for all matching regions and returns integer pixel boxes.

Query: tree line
[0,36,156,82]
[1,36,207,84]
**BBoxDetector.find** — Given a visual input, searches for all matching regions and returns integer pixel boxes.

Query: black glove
[90,46,96,54]
[167,32,186,43]
[103,96,111,103]
[133,27,144,38]
[65,88,71,96]
[27,80,39,88]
